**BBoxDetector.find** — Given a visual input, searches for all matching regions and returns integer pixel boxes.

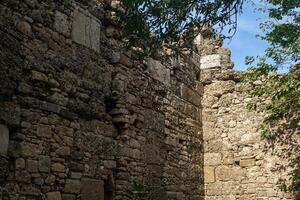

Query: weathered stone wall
[0,0,204,199]
[1,0,299,199]
[201,49,299,199]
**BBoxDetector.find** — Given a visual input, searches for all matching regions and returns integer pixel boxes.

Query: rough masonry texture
[200,39,299,199]
[0,0,298,200]
[0,0,203,199]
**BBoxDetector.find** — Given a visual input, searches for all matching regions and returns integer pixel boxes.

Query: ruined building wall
[0,0,204,199]
[0,0,299,200]
[200,44,299,199]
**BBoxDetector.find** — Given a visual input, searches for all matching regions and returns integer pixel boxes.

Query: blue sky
[223,0,268,71]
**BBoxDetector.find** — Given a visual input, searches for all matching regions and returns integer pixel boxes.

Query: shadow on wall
[265,123,300,199]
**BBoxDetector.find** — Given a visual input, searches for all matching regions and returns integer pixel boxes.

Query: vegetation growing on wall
[116,0,244,55]
[244,0,300,193]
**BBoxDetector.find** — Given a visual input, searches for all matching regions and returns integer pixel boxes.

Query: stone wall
[201,52,299,199]
[0,0,204,199]
[0,0,299,200]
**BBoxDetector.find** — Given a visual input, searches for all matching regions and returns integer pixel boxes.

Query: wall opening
[104,174,115,200]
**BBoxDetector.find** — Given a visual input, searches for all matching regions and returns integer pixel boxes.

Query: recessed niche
[0,124,9,156]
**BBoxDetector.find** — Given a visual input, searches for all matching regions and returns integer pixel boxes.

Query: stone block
[64,179,81,194]
[17,21,32,35]
[18,142,41,157]
[205,80,235,97]
[47,191,62,200]
[180,83,201,106]
[51,163,65,172]
[0,102,21,126]
[143,109,165,133]
[204,166,215,183]
[146,58,170,86]
[15,170,31,183]
[200,54,221,69]
[239,159,256,167]
[39,155,51,172]
[204,153,222,166]
[62,194,76,200]
[0,124,9,155]
[31,70,48,82]
[27,160,38,172]
[15,158,25,169]
[81,179,104,200]
[72,7,101,52]
[56,146,70,157]
[70,172,82,179]
[54,11,70,36]
[103,160,117,169]
[215,166,245,181]
[37,124,53,138]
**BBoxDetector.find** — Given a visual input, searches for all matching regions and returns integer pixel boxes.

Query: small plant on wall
[129,179,148,200]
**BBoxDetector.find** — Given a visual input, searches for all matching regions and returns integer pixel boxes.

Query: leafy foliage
[245,0,300,193]
[129,179,147,200]
[115,0,244,55]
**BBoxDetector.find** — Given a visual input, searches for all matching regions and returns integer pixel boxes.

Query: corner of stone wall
[199,35,296,200]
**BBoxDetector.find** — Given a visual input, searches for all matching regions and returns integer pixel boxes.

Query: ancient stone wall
[0,0,299,200]
[0,0,204,199]
[201,52,299,199]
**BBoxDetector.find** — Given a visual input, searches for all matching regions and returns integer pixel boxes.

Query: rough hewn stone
[27,160,38,172]
[15,158,26,169]
[81,179,104,200]
[54,11,70,36]
[51,163,65,172]
[146,58,171,86]
[47,191,62,200]
[39,156,51,173]
[64,179,81,194]
[37,124,53,138]
[215,166,245,181]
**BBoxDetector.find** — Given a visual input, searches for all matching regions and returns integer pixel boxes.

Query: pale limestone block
[200,54,221,69]
[194,34,204,47]
[239,158,256,167]
[146,58,170,86]
[0,124,9,155]
[204,166,215,183]
[72,7,101,52]
[72,9,86,46]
